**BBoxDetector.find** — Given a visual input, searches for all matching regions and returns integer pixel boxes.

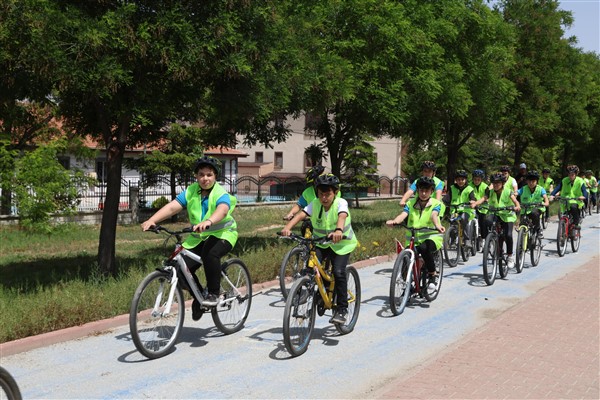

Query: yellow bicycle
[279,233,361,357]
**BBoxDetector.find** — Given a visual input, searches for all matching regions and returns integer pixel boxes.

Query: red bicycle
[389,224,443,316]
[554,196,582,257]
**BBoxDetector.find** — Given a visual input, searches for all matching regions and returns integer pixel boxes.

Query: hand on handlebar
[141,220,157,231]
[193,220,212,232]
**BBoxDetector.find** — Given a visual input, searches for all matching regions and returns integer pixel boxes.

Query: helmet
[499,165,511,172]
[421,160,436,171]
[314,173,340,189]
[567,165,579,174]
[542,168,551,173]
[473,169,485,178]
[526,170,540,181]
[305,165,325,184]
[585,170,593,175]
[455,169,468,178]
[416,176,436,189]
[194,155,221,177]
[490,172,506,183]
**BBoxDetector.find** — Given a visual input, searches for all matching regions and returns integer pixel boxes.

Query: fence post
[130,186,139,223]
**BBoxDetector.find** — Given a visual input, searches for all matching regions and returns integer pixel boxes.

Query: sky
[560,0,600,53]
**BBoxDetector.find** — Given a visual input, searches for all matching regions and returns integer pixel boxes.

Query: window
[96,159,108,183]
[255,152,263,163]
[304,111,321,134]
[304,154,313,169]
[274,152,283,169]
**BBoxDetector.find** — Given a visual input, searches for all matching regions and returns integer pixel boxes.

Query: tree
[342,136,378,208]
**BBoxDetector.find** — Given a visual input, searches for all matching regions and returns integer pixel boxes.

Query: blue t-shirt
[410,179,444,193]
[176,188,230,220]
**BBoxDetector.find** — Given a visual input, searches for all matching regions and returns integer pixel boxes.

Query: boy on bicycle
[141,156,238,320]
[470,169,489,239]
[584,170,597,210]
[280,174,357,324]
[540,168,554,221]
[386,177,446,283]
[499,165,519,195]
[550,165,588,229]
[442,169,477,249]
[399,160,446,217]
[517,171,550,237]
[475,172,521,269]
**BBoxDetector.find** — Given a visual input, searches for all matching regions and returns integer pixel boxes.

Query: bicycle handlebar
[148,225,194,235]
[277,232,344,244]
[520,202,545,209]
[390,223,440,233]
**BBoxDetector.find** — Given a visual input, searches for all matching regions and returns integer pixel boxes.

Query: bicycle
[280,233,361,357]
[129,225,252,359]
[481,205,514,286]
[554,197,582,257]
[389,224,443,316]
[515,203,544,272]
[0,367,22,400]
[443,203,476,267]
[279,227,311,299]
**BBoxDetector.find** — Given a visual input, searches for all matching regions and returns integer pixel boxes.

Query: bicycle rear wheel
[0,367,22,400]
[541,211,549,230]
[570,225,581,253]
[482,234,498,286]
[130,270,184,359]
[423,250,443,302]
[212,259,252,335]
[469,220,478,256]
[279,246,307,299]
[530,231,542,266]
[556,219,568,257]
[443,225,460,267]
[335,266,361,334]
[283,276,316,357]
[389,250,413,316]
[515,227,526,273]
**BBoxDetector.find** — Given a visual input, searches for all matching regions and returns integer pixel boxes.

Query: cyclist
[500,165,519,195]
[399,160,445,217]
[386,177,446,283]
[141,156,238,319]
[584,170,598,210]
[517,170,550,237]
[515,163,528,189]
[470,169,489,240]
[550,165,588,230]
[283,165,325,221]
[280,174,358,325]
[475,172,521,269]
[443,169,477,248]
[540,168,554,222]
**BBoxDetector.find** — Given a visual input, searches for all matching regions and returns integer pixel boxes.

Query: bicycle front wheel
[279,246,307,299]
[443,225,460,267]
[541,211,549,230]
[389,250,413,316]
[212,259,252,335]
[530,231,542,266]
[0,367,22,400]
[556,219,568,257]
[423,250,443,302]
[515,227,526,273]
[129,270,185,359]
[570,225,581,253]
[482,234,498,286]
[283,276,316,357]
[335,265,361,334]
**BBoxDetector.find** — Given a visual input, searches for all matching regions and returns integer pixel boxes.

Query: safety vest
[488,186,517,223]
[540,176,554,192]
[183,182,238,249]
[450,184,475,220]
[470,181,489,214]
[310,197,357,255]
[560,177,585,209]
[405,197,443,250]
[519,185,546,214]
[590,176,598,193]
[504,176,517,193]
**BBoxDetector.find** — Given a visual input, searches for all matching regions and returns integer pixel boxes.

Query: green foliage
[151,196,169,210]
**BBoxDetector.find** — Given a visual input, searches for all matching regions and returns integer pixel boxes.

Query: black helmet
[490,172,506,183]
[416,176,436,189]
[314,173,340,189]
[526,170,540,181]
[421,160,436,171]
[455,169,468,178]
[567,165,579,174]
[306,165,325,184]
[194,155,221,177]
[499,165,511,172]
[473,169,485,178]
[542,168,551,173]
[585,169,593,175]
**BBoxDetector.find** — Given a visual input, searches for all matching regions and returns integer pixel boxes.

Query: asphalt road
[2,213,599,399]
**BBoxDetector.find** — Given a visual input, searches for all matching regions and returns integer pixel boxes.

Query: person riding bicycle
[399,160,446,217]
[584,170,597,210]
[499,165,519,195]
[475,172,521,269]
[141,155,238,319]
[280,173,358,325]
[540,168,554,221]
[386,177,446,283]
[470,169,489,238]
[550,165,588,230]
[515,163,528,189]
[442,169,477,248]
[517,170,550,237]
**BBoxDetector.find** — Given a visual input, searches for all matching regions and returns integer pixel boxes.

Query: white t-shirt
[304,198,350,218]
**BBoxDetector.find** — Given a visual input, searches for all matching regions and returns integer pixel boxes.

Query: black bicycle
[0,367,22,400]
[481,206,515,285]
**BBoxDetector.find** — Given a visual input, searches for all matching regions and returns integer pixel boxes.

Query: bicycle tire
[469,220,478,256]
[498,250,508,279]
[335,266,361,334]
[423,250,443,302]
[515,227,526,273]
[279,246,307,300]
[460,230,470,262]
[557,219,568,257]
[130,270,185,359]
[0,367,22,400]
[283,276,316,357]
[541,211,548,230]
[443,225,460,267]
[389,250,413,316]
[570,225,581,253]
[530,231,542,266]
[212,259,252,335]
[482,234,498,286]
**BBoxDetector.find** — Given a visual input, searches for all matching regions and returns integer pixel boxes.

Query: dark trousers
[416,239,438,273]
[485,215,514,255]
[185,235,233,295]
[315,247,350,310]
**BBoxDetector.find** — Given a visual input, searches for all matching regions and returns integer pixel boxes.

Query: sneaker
[464,239,472,248]
[192,299,204,321]
[329,309,348,324]
[202,293,220,307]
[428,273,438,285]
[507,256,515,269]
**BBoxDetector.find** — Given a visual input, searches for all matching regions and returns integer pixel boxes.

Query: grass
[0,199,402,343]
